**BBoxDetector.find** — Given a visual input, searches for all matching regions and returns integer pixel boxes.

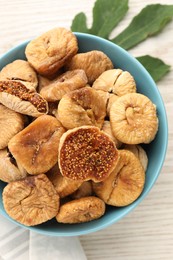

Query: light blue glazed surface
[0,33,168,236]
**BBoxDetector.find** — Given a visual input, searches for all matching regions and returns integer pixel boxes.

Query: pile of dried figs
[0,27,158,226]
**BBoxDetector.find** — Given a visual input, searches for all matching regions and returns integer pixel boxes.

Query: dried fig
[124,144,148,171]
[71,181,93,199]
[110,93,158,144]
[65,50,113,84]
[47,164,82,198]
[0,60,38,90]
[0,81,48,117]
[93,69,136,96]
[40,69,88,102]
[3,174,59,226]
[0,104,25,149]
[8,115,65,175]
[58,126,119,182]
[102,121,122,148]
[25,27,78,77]
[0,148,27,182]
[92,150,145,207]
[56,196,105,224]
[57,87,106,129]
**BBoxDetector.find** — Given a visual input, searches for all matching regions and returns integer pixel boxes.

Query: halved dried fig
[102,121,122,148]
[0,104,25,149]
[110,93,158,144]
[40,69,88,102]
[0,60,38,90]
[124,144,148,171]
[58,126,119,182]
[47,164,83,198]
[57,87,106,129]
[0,81,48,117]
[71,181,93,199]
[8,115,65,175]
[93,69,136,96]
[0,148,27,182]
[92,149,145,206]
[25,27,78,77]
[56,196,105,224]
[3,174,59,226]
[65,50,113,84]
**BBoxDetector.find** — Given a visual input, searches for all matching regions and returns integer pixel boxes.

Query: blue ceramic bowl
[0,33,168,236]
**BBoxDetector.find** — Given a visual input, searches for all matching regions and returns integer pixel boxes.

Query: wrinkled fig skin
[0,59,38,90]
[93,69,136,96]
[3,174,60,226]
[57,87,107,129]
[92,150,145,207]
[40,69,88,102]
[106,94,119,117]
[25,27,78,77]
[47,164,83,198]
[65,50,113,84]
[110,93,159,144]
[124,144,148,171]
[96,90,110,108]
[93,69,122,92]
[0,148,27,183]
[0,104,25,149]
[102,120,122,149]
[71,181,93,199]
[58,126,119,182]
[8,115,65,175]
[56,196,105,224]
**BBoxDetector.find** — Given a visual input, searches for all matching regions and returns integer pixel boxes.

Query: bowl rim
[0,32,168,236]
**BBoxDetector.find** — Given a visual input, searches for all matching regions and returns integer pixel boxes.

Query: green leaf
[71,0,128,38]
[137,55,171,82]
[112,4,173,50]
[90,0,128,38]
[71,12,89,33]
[71,1,172,82]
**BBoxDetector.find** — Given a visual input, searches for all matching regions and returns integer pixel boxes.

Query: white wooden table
[1,0,173,259]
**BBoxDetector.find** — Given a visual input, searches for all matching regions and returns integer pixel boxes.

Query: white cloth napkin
[0,214,87,260]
